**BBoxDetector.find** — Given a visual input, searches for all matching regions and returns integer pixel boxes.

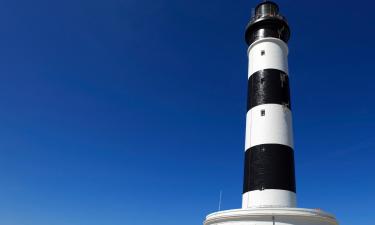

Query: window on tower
[261,50,265,56]
[261,109,265,116]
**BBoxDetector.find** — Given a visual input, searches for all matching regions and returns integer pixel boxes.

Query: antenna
[218,190,222,211]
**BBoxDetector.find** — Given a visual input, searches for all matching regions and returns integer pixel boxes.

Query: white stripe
[245,104,294,150]
[248,38,289,77]
[242,189,296,208]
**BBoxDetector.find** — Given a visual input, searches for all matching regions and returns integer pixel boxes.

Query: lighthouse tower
[243,0,295,209]
[203,2,339,225]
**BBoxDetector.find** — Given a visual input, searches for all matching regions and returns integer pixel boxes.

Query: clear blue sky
[0,0,373,224]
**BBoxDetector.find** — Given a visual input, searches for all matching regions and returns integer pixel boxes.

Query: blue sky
[0,0,373,224]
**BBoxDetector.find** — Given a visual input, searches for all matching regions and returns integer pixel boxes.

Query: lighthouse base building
[204,208,337,225]
[203,2,338,225]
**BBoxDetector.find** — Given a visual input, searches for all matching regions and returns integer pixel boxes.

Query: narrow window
[261,109,265,116]
[261,50,265,56]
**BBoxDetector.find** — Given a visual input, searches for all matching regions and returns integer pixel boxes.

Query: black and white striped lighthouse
[242,1,296,208]
[204,2,339,224]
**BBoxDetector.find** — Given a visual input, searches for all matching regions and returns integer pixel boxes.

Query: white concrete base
[204,208,338,225]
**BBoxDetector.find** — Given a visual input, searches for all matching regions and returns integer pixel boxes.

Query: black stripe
[247,69,291,111]
[245,17,290,46]
[243,144,296,193]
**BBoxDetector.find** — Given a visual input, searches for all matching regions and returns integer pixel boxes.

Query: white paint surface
[245,104,294,149]
[248,38,289,77]
[242,189,296,208]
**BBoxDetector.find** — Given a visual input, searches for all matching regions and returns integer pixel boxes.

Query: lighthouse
[243,0,295,209]
[203,2,339,225]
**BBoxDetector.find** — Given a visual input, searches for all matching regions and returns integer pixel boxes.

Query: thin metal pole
[218,190,222,211]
